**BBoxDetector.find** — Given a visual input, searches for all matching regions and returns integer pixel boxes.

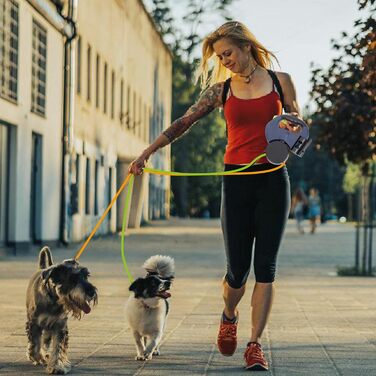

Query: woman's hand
[278,112,302,133]
[128,152,150,175]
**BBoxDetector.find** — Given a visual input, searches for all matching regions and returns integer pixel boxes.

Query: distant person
[308,188,321,234]
[129,21,302,370]
[291,187,308,234]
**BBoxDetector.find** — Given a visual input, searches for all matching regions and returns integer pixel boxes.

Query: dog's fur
[125,255,174,361]
[26,247,98,374]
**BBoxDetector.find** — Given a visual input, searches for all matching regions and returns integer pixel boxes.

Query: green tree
[310,0,375,275]
[310,0,375,169]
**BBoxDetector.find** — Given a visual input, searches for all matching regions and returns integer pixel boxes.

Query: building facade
[0,0,172,250]
[70,0,172,242]
[0,0,67,251]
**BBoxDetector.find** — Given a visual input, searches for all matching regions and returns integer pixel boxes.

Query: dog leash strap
[144,153,285,176]
[121,174,135,283]
[74,173,133,260]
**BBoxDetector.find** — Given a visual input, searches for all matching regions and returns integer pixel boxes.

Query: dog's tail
[39,246,54,269]
[143,255,175,279]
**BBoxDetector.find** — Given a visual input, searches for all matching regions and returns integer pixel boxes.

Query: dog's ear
[129,278,143,293]
[39,246,54,269]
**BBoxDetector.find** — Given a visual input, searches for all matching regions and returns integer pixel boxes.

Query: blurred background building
[0,0,172,252]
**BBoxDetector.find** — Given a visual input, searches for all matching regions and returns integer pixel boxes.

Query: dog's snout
[164,280,171,289]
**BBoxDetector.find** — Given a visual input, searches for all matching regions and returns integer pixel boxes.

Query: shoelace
[219,323,237,339]
[245,344,265,362]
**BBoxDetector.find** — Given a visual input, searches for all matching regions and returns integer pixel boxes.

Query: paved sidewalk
[1,218,376,375]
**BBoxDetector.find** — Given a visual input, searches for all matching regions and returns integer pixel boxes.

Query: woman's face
[213,37,250,74]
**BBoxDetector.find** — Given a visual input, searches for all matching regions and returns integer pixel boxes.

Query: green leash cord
[121,174,135,283]
[143,153,267,176]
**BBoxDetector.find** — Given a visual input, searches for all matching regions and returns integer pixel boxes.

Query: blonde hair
[196,21,278,90]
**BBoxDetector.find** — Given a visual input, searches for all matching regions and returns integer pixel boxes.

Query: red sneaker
[217,315,238,356]
[244,342,269,371]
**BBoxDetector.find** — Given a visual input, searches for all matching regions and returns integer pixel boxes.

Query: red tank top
[223,83,283,165]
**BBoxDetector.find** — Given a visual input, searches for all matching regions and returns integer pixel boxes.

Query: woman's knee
[225,271,249,289]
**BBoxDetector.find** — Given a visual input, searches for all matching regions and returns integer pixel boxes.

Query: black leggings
[221,164,291,288]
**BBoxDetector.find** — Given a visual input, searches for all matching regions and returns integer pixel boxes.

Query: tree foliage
[310,0,375,172]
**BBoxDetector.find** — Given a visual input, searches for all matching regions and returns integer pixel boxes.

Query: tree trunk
[347,193,353,221]
[362,176,369,275]
[355,187,361,273]
[367,163,375,275]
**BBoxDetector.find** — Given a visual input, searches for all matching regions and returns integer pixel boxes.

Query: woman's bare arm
[277,72,301,116]
[276,72,303,132]
[129,83,223,174]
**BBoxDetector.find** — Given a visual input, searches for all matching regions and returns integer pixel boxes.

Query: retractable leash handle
[265,114,311,165]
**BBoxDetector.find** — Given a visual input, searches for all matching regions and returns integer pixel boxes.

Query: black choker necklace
[240,64,258,84]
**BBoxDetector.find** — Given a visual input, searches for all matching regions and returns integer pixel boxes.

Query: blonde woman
[129,21,301,370]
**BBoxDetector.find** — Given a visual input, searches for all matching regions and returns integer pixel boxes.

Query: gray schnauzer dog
[26,246,98,374]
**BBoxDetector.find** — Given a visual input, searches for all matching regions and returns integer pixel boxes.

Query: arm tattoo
[163,83,222,143]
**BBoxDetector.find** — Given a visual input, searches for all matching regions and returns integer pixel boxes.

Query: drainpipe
[61,0,78,244]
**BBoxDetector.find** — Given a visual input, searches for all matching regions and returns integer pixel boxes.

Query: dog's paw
[27,352,44,366]
[46,362,71,374]
[135,355,146,361]
[143,352,153,361]
[153,349,160,356]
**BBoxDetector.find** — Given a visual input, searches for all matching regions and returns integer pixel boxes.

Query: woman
[291,187,308,234]
[129,21,301,371]
[308,188,321,234]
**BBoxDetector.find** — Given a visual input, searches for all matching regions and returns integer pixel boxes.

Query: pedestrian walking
[129,21,302,370]
[291,187,308,234]
[308,187,322,234]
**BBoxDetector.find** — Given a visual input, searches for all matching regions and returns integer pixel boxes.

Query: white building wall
[0,0,64,249]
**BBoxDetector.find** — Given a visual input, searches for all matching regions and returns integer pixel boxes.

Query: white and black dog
[125,255,174,361]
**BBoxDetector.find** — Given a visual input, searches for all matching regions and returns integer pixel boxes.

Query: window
[103,62,107,114]
[72,154,80,214]
[111,70,115,119]
[95,54,100,108]
[133,91,136,132]
[86,45,91,102]
[138,97,142,138]
[31,20,47,116]
[144,103,147,141]
[85,158,90,214]
[120,79,124,125]
[94,160,99,215]
[108,167,112,220]
[0,0,19,102]
[126,85,130,128]
[76,35,81,94]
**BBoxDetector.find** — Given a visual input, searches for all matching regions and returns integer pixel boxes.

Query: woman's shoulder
[273,71,293,84]
[200,82,225,107]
